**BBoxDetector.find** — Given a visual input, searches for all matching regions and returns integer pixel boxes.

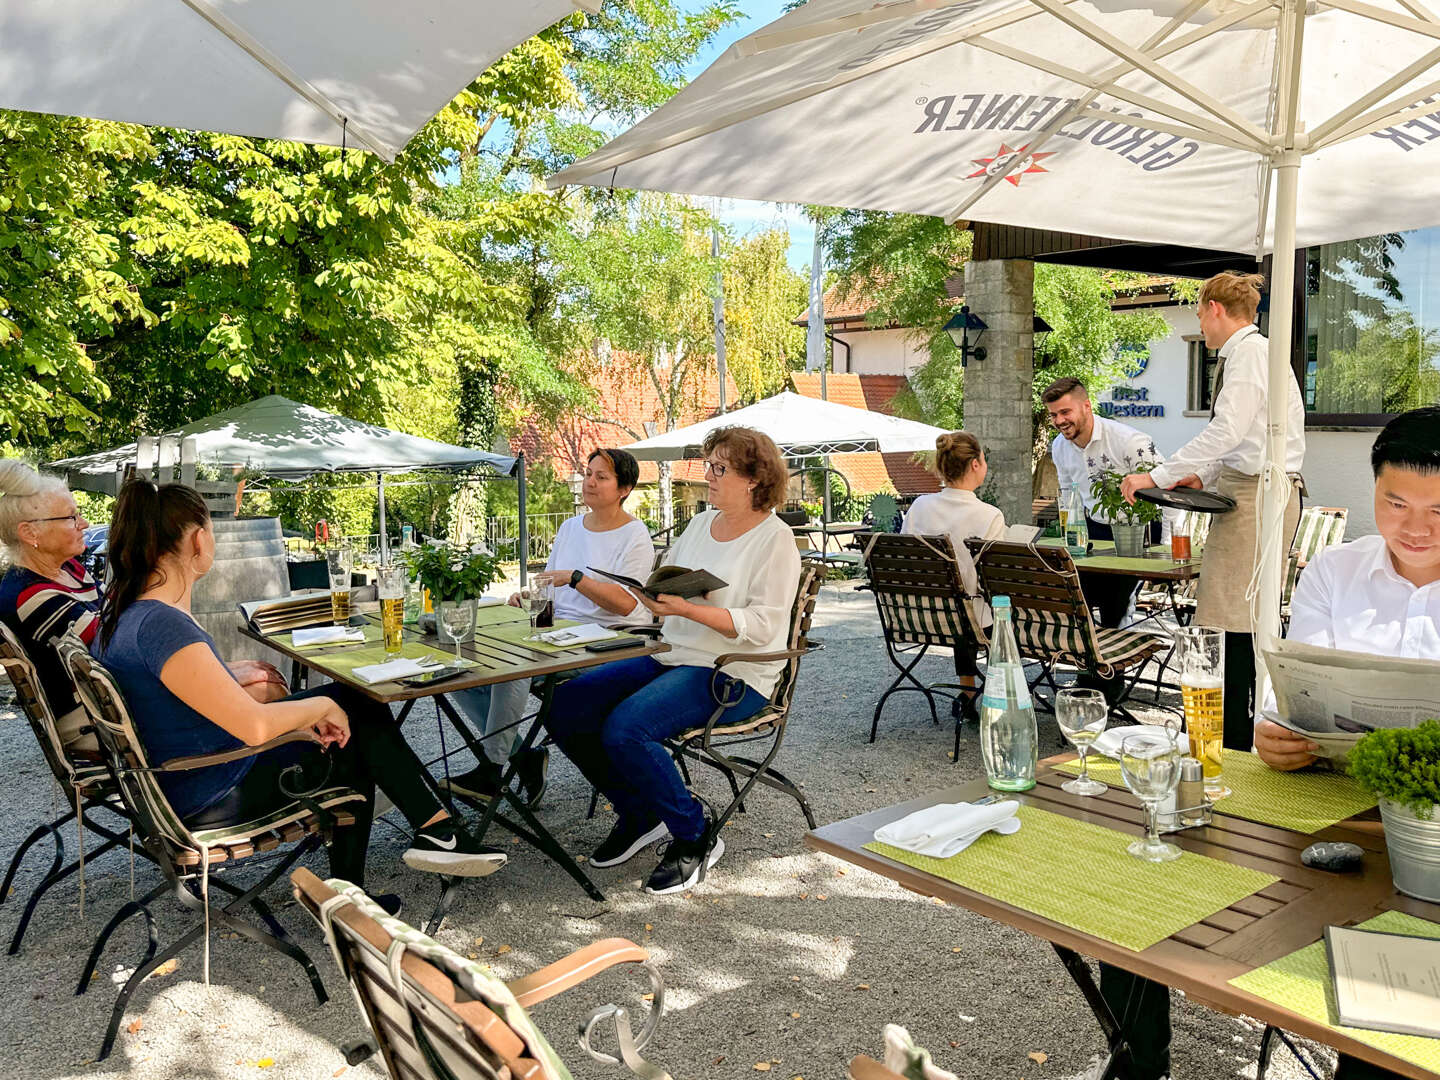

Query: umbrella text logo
[966,143,1055,185]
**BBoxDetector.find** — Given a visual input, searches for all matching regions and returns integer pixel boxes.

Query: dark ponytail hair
[99,481,211,648]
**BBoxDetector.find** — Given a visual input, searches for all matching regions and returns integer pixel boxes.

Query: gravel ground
[0,583,1330,1080]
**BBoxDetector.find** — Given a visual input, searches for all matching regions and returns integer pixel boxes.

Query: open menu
[589,564,727,600]
[1325,924,1440,1039]
[238,590,336,634]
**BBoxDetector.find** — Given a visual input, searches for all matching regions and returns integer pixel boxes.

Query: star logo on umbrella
[965,143,1056,186]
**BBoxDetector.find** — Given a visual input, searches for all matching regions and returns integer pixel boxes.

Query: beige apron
[1194,466,1302,633]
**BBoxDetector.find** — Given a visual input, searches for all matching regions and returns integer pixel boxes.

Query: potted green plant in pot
[1349,720,1440,902]
[405,540,500,646]
[1090,465,1162,558]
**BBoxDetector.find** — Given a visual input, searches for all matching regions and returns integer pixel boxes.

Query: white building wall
[1097,304,1379,536]
[833,326,930,377]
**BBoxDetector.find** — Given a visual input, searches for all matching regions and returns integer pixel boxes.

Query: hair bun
[0,459,42,499]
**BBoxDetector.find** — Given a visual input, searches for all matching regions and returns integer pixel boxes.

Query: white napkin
[292,626,366,647]
[537,623,617,646]
[476,596,506,608]
[1091,725,1184,760]
[351,657,469,684]
[873,800,1021,858]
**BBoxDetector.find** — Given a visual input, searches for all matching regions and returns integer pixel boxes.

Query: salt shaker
[1178,757,1210,826]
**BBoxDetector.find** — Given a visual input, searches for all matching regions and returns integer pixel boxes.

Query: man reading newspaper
[1096,406,1439,1080]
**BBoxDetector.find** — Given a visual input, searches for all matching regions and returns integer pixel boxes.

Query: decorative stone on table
[1300,841,1364,872]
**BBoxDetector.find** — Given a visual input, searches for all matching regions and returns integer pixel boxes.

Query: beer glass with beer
[326,546,353,625]
[1176,626,1228,798]
[377,563,407,659]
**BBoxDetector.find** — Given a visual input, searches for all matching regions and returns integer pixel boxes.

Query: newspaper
[1262,637,1440,758]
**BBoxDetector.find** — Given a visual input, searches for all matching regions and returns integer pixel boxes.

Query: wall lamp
[943,305,987,366]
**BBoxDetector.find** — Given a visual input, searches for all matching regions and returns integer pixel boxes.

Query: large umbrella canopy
[51,395,515,494]
[0,0,597,160]
[552,0,1440,650]
[621,391,950,460]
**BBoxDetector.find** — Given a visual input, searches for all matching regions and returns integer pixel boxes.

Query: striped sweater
[0,559,100,717]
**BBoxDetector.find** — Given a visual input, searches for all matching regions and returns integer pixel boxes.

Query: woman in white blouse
[547,426,801,896]
[900,431,1005,703]
[441,448,654,810]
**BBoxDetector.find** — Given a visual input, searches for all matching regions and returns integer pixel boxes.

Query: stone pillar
[962,258,1035,525]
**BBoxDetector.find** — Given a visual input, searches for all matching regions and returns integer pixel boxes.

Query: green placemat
[863,804,1277,952]
[1229,911,1440,1073]
[482,618,585,654]
[310,641,469,682]
[1054,749,1377,834]
[472,602,530,628]
[281,624,382,649]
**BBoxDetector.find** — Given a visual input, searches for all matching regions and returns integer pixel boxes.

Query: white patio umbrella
[621,391,949,460]
[0,0,598,160]
[550,0,1440,651]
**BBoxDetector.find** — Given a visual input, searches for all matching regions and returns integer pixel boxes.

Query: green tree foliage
[1316,311,1440,413]
[722,229,809,402]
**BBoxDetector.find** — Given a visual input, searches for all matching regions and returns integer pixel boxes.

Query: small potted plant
[1089,463,1161,557]
[404,540,499,643]
[1349,720,1440,902]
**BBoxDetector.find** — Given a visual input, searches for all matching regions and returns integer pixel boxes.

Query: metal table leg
[1051,945,1135,1080]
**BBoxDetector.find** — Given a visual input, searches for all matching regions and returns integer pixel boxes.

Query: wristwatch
[569,570,584,590]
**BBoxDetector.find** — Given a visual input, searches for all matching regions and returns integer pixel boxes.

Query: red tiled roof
[789,374,938,496]
[510,357,735,486]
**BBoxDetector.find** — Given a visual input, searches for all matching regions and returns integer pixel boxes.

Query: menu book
[589,564,727,600]
[238,590,336,635]
[1324,924,1440,1038]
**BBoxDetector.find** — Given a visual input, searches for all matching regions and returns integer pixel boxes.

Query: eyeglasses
[27,514,82,528]
[702,460,728,478]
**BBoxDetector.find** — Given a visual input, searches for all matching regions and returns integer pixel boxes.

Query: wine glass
[525,580,554,638]
[1119,731,1183,862]
[437,601,475,662]
[1056,688,1109,796]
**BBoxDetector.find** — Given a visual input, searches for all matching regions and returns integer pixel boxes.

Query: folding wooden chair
[292,867,671,1080]
[665,561,825,835]
[58,639,367,1061]
[0,622,134,954]
[1281,506,1347,625]
[965,540,1171,721]
[861,533,987,761]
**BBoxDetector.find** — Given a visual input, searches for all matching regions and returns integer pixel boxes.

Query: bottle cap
[992,595,1011,610]
[1180,757,1203,782]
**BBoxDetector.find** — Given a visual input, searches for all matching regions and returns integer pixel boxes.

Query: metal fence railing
[484,513,570,564]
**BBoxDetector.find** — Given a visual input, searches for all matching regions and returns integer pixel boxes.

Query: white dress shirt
[1286,534,1440,659]
[1051,415,1163,524]
[901,487,1005,628]
[1149,324,1306,489]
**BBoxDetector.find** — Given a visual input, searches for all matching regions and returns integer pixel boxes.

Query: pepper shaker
[1178,757,1209,827]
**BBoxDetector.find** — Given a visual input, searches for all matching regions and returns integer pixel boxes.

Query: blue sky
[682,1,818,272]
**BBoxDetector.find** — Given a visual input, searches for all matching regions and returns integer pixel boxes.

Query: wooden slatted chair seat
[293,867,671,1080]
[677,704,781,743]
[58,638,368,1061]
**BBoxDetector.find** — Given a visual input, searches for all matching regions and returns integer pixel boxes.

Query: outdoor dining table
[806,753,1440,1080]
[242,603,669,925]
[1035,537,1202,583]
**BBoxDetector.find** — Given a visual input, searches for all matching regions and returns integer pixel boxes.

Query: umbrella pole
[377,472,389,563]
[1256,150,1301,684]
[517,452,528,589]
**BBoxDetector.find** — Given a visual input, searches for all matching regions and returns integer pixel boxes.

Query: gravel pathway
[0,584,1328,1080]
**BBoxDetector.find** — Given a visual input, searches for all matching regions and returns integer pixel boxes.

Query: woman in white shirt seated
[547,426,801,896]
[442,448,654,809]
[900,431,1005,705]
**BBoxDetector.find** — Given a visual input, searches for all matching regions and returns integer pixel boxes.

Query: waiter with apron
[1120,270,1305,751]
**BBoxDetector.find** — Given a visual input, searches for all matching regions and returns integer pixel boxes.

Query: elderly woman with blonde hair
[546,426,802,896]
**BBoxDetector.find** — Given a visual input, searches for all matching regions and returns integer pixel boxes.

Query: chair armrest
[624,625,664,639]
[849,1055,906,1080]
[711,647,807,670]
[160,729,321,772]
[506,938,650,1009]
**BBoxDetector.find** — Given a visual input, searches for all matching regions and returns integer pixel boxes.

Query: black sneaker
[402,822,508,878]
[643,830,724,895]
[510,746,549,809]
[437,761,503,803]
[590,816,670,868]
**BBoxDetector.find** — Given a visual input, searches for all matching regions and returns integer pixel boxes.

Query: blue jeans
[546,655,767,843]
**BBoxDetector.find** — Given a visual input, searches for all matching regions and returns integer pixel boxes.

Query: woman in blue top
[94,480,506,892]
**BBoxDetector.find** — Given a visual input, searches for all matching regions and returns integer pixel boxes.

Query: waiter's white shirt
[1051,415,1163,524]
[1286,534,1440,658]
[1148,324,1306,489]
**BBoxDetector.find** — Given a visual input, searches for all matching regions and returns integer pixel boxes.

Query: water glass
[325,547,353,625]
[1119,731,1183,862]
[437,600,475,662]
[376,563,407,659]
[1176,626,1228,799]
[1056,688,1108,796]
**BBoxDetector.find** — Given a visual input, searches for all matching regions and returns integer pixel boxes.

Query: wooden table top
[805,755,1440,1080]
[241,618,669,704]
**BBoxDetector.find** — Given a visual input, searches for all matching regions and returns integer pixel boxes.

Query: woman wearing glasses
[0,460,102,749]
[546,426,802,895]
